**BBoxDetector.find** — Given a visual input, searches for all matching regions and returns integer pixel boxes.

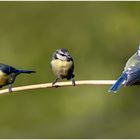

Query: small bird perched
[0,63,35,92]
[108,45,140,93]
[51,48,75,86]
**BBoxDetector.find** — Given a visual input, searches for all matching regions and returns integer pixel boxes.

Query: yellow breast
[51,59,73,78]
[0,71,9,86]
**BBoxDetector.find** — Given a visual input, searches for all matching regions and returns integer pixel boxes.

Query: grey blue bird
[108,45,140,93]
[51,48,75,86]
[0,63,35,92]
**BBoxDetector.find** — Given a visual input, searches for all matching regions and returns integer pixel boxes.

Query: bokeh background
[0,1,140,138]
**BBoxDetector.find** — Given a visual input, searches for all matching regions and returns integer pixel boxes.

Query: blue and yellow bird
[0,63,35,92]
[51,48,75,86]
[108,45,140,93]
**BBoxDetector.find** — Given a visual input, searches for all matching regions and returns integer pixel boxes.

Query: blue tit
[108,45,140,93]
[51,48,75,86]
[0,63,36,92]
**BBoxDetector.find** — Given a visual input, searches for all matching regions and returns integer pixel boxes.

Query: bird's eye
[60,53,65,56]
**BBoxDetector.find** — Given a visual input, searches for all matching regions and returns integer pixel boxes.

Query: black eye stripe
[61,54,66,56]
[58,52,66,56]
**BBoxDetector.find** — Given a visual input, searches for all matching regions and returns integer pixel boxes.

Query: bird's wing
[0,64,16,75]
[125,66,140,86]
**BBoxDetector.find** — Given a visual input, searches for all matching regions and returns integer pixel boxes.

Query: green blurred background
[0,1,140,138]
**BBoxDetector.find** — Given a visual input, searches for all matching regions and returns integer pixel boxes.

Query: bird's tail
[108,72,127,93]
[15,69,36,74]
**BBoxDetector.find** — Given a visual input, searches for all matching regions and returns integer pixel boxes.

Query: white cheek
[56,54,66,60]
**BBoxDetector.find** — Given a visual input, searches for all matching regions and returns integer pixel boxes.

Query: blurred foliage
[0,1,140,138]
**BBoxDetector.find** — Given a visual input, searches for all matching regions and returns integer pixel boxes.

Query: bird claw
[52,82,60,88]
[52,78,60,87]
[8,84,13,93]
[52,84,60,88]
[71,78,76,86]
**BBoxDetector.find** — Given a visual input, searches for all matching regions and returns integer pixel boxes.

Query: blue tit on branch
[0,63,36,92]
[51,48,75,86]
[108,45,140,93]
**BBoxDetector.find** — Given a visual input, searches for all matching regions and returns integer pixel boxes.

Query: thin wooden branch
[0,80,117,94]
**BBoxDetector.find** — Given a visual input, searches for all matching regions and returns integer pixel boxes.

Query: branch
[0,80,117,94]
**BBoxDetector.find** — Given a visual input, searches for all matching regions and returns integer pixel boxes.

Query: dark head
[53,48,73,61]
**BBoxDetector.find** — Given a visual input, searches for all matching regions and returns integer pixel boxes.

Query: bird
[0,63,36,92]
[108,45,140,93]
[51,48,75,86]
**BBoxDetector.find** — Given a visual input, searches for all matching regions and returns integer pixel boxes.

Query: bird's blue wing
[0,64,16,74]
[125,66,140,86]
[0,63,35,75]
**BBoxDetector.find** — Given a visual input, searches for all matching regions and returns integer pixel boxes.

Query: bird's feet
[8,84,13,93]
[52,78,60,88]
[71,78,76,86]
